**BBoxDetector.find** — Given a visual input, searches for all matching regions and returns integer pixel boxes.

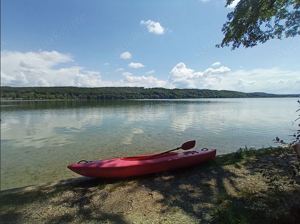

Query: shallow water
[0,98,298,189]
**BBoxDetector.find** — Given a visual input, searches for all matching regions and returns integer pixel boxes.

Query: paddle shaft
[158,147,181,155]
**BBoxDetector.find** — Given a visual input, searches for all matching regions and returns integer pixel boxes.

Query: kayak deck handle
[77,160,92,164]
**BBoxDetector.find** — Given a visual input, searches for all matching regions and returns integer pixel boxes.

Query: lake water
[1,98,298,190]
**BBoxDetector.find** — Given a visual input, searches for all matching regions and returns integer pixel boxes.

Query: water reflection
[1,99,297,150]
[122,128,144,145]
[0,98,297,189]
[2,108,103,148]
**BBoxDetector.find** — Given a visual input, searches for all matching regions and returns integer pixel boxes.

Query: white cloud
[120,51,132,60]
[122,72,168,88]
[122,71,133,76]
[170,62,300,93]
[170,62,230,88]
[227,0,240,9]
[0,50,166,88]
[146,70,155,75]
[1,50,299,94]
[198,0,240,8]
[222,68,300,93]
[204,65,231,75]
[170,62,203,79]
[140,20,165,35]
[128,62,145,69]
[169,62,205,88]
[1,50,109,87]
[211,61,221,67]
[115,68,124,72]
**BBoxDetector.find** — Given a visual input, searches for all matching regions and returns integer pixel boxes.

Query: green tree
[219,0,300,49]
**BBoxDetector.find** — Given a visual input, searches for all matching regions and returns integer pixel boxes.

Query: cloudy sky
[1,0,300,93]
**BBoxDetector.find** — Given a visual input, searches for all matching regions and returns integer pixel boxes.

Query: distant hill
[1,86,299,100]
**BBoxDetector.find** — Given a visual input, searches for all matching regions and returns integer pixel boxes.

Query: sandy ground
[1,147,299,224]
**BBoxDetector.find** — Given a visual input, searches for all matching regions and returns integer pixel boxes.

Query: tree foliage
[0,87,298,100]
[219,0,300,49]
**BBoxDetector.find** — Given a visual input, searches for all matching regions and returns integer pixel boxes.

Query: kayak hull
[68,149,216,178]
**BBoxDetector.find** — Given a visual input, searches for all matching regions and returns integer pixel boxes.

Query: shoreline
[1,147,299,223]
[1,96,299,102]
[0,146,289,192]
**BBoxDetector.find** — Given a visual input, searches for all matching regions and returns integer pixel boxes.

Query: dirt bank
[1,147,299,224]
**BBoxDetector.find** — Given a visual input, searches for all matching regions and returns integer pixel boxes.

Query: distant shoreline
[1,86,299,101]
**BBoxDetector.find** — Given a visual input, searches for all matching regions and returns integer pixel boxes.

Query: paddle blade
[181,140,196,150]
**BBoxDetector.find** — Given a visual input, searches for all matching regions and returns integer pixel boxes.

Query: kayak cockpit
[121,152,178,160]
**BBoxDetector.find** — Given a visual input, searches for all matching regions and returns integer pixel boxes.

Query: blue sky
[1,0,300,93]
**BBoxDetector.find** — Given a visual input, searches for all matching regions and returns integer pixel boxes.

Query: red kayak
[67,148,216,178]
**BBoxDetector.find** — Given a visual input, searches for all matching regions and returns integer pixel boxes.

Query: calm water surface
[1,98,298,189]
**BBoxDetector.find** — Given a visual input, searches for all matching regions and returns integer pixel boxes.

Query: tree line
[1,87,298,100]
